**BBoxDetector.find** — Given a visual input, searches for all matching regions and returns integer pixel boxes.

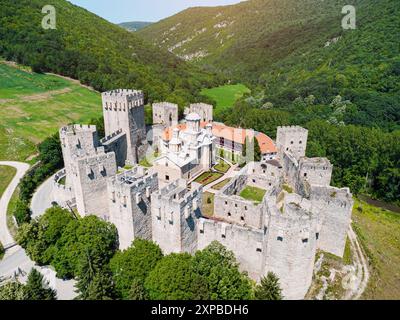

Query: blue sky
[68,0,243,23]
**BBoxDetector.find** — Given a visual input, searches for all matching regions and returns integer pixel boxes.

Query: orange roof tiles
[162,122,277,154]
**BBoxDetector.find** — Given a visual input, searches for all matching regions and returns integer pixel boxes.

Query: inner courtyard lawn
[239,186,266,203]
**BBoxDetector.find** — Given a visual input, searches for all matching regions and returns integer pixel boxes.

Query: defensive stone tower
[298,157,333,186]
[309,185,353,257]
[264,192,319,300]
[102,89,147,165]
[108,167,159,250]
[59,124,99,188]
[152,102,178,127]
[186,103,213,122]
[276,126,308,160]
[70,147,117,220]
[151,180,203,254]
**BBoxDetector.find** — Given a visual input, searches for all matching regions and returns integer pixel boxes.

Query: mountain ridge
[119,21,153,32]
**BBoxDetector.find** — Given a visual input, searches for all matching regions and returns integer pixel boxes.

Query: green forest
[0,0,222,106]
[141,0,399,204]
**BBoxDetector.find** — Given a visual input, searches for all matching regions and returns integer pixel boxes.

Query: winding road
[0,161,76,300]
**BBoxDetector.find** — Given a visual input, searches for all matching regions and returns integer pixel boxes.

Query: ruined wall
[309,185,353,257]
[298,157,333,187]
[152,102,178,127]
[246,162,282,190]
[197,218,265,280]
[52,169,74,208]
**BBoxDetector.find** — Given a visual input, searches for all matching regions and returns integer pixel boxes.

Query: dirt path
[0,88,72,104]
[343,225,370,299]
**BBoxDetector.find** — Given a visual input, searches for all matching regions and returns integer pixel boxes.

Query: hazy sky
[68,0,243,23]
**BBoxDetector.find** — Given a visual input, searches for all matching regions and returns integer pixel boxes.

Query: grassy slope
[139,0,349,77]
[0,165,16,197]
[201,84,250,112]
[0,62,101,161]
[352,199,400,299]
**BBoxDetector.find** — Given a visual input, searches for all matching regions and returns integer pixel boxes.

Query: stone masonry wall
[108,168,159,250]
[72,149,117,220]
[309,185,353,257]
[197,218,265,280]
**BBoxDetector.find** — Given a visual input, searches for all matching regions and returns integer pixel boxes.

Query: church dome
[186,112,201,122]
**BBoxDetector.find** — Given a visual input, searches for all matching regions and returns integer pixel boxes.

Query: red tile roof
[162,122,277,154]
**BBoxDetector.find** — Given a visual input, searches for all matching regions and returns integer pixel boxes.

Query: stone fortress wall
[151,180,203,254]
[185,103,213,122]
[71,147,116,220]
[55,89,353,300]
[152,102,179,127]
[108,167,159,250]
[102,89,148,165]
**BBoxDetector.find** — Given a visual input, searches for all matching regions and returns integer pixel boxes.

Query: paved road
[31,174,56,218]
[0,161,30,250]
[0,162,76,300]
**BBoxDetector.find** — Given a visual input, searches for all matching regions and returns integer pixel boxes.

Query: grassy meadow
[0,62,102,161]
[201,84,250,116]
[352,199,400,299]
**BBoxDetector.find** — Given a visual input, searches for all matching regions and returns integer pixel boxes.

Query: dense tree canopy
[254,272,283,300]
[110,239,163,299]
[17,206,74,265]
[0,282,25,300]
[23,268,57,300]
[52,215,118,279]
[192,241,253,300]
[145,253,209,300]
[0,0,222,107]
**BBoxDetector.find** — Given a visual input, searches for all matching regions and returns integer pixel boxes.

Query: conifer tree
[254,272,283,300]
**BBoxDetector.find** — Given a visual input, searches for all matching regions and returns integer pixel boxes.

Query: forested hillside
[139,0,399,130]
[140,0,400,204]
[0,0,222,106]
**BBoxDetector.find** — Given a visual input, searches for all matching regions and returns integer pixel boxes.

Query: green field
[352,199,400,299]
[0,63,102,161]
[0,165,16,197]
[239,186,266,203]
[201,84,250,114]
